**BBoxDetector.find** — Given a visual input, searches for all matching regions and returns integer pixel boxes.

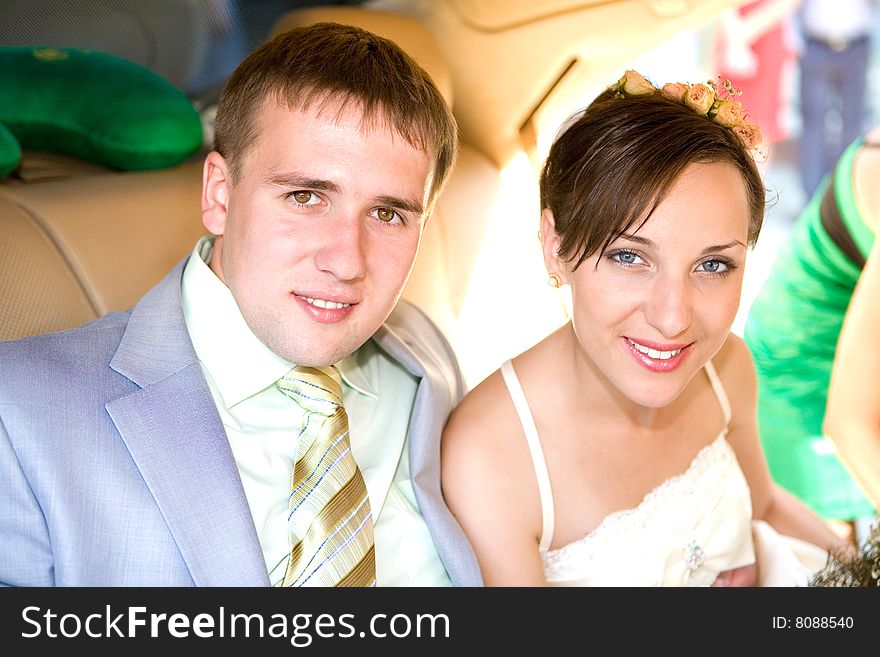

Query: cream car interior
[0,0,741,385]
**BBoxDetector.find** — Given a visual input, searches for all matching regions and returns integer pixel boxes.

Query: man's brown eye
[377,208,396,222]
[292,191,312,204]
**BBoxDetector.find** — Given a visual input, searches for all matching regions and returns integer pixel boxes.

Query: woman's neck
[555,322,676,431]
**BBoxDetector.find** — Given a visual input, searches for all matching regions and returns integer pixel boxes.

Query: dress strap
[820,170,866,269]
[500,360,555,552]
[703,360,732,428]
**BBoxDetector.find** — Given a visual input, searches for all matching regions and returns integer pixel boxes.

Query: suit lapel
[373,307,458,486]
[107,260,268,586]
[373,322,451,460]
[354,326,449,521]
[373,304,482,586]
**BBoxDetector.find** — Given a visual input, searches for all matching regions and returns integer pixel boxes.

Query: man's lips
[294,292,358,323]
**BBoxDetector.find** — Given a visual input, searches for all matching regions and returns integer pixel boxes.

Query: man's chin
[257,312,388,366]
[275,337,371,368]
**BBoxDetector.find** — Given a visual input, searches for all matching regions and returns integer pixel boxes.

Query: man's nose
[314,213,367,282]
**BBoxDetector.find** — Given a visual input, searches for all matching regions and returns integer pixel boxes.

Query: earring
[547,273,561,288]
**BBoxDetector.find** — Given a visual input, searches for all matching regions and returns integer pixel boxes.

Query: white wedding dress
[500,359,824,587]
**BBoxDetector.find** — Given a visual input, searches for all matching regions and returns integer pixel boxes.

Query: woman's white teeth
[305,297,350,309]
[628,339,681,360]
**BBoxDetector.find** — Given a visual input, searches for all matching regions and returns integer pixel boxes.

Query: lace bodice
[541,432,754,586]
[501,360,755,587]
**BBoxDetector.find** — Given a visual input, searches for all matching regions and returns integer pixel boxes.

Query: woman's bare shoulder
[443,365,521,451]
[441,359,546,547]
[444,334,559,479]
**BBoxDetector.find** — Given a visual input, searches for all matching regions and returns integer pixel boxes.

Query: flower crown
[612,70,763,154]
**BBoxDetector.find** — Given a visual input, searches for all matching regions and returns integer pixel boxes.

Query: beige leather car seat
[0,6,500,346]
[0,153,205,341]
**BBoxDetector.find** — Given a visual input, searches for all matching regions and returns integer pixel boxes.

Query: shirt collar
[181,236,379,406]
[338,342,379,400]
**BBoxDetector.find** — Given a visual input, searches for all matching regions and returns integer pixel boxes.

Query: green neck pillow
[0,123,21,177]
[0,46,204,176]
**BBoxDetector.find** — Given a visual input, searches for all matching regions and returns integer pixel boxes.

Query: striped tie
[276,366,376,587]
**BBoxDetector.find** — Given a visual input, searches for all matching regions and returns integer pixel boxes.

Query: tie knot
[276,366,343,416]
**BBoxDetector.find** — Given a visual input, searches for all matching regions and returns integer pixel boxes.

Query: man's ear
[540,208,566,284]
[202,151,231,235]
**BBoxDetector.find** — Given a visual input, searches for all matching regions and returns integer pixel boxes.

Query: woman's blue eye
[699,259,729,274]
[613,251,639,264]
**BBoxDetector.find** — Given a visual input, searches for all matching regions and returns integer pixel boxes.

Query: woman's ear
[201,151,231,235]
[541,208,566,285]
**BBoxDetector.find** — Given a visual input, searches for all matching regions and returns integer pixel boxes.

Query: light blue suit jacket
[0,260,482,586]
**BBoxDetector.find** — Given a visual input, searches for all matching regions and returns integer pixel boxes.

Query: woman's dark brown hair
[540,87,765,270]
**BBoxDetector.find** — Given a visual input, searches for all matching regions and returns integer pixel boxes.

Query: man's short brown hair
[213,22,458,213]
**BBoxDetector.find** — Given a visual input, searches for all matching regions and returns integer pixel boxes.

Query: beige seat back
[0,155,204,341]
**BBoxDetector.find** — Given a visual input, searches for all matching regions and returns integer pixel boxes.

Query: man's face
[201,98,433,366]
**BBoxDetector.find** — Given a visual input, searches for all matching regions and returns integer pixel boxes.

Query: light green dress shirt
[181,237,451,586]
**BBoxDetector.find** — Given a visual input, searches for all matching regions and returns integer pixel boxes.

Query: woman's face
[545,161,750,409]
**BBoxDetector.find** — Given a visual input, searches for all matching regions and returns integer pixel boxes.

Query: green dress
[744,138,875,520]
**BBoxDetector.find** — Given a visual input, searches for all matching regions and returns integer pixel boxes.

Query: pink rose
[618,70,655,96]
[711,99,745,128]
[684,83,715,115]
[661,82,689,102]
[731,119,763,149]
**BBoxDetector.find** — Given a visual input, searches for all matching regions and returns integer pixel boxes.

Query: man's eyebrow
[266,173,340,194]
[375,195,425,216]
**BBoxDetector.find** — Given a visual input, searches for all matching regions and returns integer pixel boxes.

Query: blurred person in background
[824,233,880,515]
[716,0,801,155]
[796,0,877,198]
[745,128,880,545]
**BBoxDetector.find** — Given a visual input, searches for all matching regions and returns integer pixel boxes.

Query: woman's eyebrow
[618,234,656,248]
[617,235,746,255]
[700,240,745,255]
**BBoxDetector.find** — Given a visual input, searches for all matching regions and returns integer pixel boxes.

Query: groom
[0,22,481,587]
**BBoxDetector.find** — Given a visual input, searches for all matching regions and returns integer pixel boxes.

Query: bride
[441,71,848,586]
